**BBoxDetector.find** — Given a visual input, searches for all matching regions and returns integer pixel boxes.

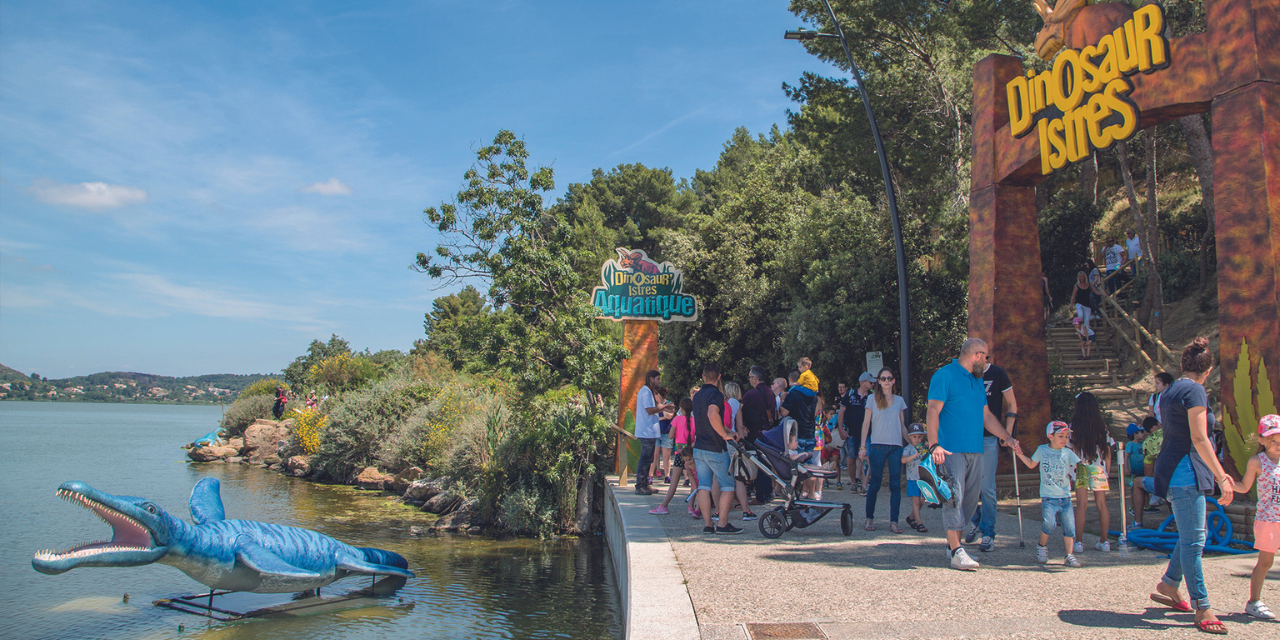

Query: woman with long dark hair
[1148,337,1235,634]
[1069,392,1112,552]
[858,367,909,533]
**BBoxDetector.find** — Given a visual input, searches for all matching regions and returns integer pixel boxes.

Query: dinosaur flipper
[234,542,322,582]
[336,552,415,579]
[189,478,226,524]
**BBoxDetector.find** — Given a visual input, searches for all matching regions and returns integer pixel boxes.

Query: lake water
[0,402,622,640]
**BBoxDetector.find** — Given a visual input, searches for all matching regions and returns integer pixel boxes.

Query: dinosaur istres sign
[591,248,698,322]
[1013,3,1170,174]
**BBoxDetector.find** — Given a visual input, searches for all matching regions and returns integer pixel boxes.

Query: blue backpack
[915,447,954,505]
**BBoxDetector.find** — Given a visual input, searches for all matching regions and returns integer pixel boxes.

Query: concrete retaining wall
[601,478,700,640]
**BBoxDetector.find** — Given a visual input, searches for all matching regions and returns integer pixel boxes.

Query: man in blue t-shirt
[926,338,1020,571]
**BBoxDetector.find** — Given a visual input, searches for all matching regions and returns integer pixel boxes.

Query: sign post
[591,248,699,481]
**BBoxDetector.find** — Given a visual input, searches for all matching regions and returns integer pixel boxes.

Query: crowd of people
[633,336,1279,630]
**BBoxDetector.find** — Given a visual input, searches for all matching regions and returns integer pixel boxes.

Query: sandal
[1195,619,1227,635]
[1150,593,1193,612]
[906,516,928,532]
[864,519,876,531]
[890,522,904,534]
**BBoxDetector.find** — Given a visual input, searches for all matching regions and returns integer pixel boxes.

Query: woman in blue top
[1148,337,1235,634]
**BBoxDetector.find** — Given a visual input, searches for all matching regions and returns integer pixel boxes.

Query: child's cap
[1046,420,1070,436]
[1126,422,1141,438]
[1072,317,1082,326]
[1260,414,1280,437]
[907,422,925,435]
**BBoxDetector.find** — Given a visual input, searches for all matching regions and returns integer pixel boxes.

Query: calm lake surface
[0,401,622,640]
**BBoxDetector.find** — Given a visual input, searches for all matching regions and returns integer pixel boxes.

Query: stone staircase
[1046,322,1151,434]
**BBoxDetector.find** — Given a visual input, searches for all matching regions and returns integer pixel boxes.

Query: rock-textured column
[969,55,1052,458]
[616,319,659,477]
[1213,81,1280,477]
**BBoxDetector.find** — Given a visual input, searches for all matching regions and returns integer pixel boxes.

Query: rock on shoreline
[185,427,477,532]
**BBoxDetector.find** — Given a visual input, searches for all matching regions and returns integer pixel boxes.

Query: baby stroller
[732,429,854,539]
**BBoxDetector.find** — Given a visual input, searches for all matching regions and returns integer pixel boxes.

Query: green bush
[220,394,276,436]
[312,374,436,482]
[239,378,288,399]
[1048,355,1083,423]
[1159,243,1202,303]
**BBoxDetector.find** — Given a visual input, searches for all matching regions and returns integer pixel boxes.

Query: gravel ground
[638,481,1277,640]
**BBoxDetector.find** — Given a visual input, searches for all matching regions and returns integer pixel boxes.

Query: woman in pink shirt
[651,398,699,516]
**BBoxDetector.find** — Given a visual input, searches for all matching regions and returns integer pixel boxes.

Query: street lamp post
[785,0,912,408]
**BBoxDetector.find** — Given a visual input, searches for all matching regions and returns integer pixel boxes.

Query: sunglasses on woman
[879,376,895,381]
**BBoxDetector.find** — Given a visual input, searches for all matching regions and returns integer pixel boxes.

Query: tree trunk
[1143,129,1163,335]
[1115,140,1162,333]
[1079,150,1098,204]
[575,465,596,534]
[1179,113,1215,287]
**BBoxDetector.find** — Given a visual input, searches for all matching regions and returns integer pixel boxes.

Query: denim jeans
[865,443,903,522]
[970,436,999,538]
[1163,486,1210,609]
[636,437,657,488]
[1041,496,1076,538]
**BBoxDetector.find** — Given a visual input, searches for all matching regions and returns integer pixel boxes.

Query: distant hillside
[0,365,276,404]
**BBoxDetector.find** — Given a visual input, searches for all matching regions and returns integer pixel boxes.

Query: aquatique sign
[1008,3,1170,174]
[591,248,698,322]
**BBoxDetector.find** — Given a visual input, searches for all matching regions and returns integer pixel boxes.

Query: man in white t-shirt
[1102,237,1126,296]
[634,370,673,495]
[1125,229,1143,278]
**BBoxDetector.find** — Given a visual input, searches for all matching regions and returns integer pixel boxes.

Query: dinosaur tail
[358,547,409,570]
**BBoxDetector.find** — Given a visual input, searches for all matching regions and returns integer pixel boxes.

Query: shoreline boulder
[188,445,239,462]
[285,455,314,477]
[423,491,461,515]
[354,466,394,490]
[387,467,425,495]
[403,478,444,504]
[243,421,290,464]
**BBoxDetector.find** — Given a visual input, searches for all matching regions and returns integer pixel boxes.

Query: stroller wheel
[759,510,786,539]
[840,509,854,536]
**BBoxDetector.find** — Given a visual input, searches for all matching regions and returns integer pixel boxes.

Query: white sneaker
[950,547,980,571]
[1073,541,1084,554]
[1245,600,1276,620]
[1095,541,1111,552]
[1065,554,1082,568]
[1036,545,1049,564]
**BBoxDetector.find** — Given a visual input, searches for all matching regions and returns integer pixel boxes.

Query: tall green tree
[423,285,491,364]
[415,131,628,397]
[282,334,352,391]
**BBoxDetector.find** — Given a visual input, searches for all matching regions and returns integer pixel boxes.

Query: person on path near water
[926,338,1021,571]
[634,370,673,495]
[1147,337,1235,634]
[966,354,1017,553]
[859,367,908,533]
[692,362,743,535]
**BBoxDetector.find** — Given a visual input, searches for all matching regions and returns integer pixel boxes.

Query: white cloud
[302,177,352,196]
[30,180,149,209]
[112,272,296,321]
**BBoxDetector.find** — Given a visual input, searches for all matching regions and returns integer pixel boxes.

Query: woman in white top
[859,367,910,532]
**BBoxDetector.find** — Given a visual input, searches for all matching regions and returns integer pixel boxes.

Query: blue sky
[0,1,823,378]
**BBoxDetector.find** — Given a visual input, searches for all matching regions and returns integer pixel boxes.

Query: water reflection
[2,403,621,640]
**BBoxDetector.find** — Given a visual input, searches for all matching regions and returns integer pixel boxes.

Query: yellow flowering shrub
[290,409,327,455]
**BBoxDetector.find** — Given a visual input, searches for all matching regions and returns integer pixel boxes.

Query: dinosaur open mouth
[33,488,155,562]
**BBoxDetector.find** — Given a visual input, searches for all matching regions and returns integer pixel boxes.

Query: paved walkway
[629,479,1277,640]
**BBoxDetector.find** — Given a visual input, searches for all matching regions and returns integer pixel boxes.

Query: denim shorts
[1041,496,1077,538]
[657,434,674,450]
[693,448,734,493]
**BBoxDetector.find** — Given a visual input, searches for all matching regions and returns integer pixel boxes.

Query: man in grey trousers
[926,338,1021,570]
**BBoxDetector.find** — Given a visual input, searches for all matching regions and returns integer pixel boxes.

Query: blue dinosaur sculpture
[32,479,414,593]
[191,430,222,447]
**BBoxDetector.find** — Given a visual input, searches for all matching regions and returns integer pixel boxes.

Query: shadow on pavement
[1058,608,1186,630]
